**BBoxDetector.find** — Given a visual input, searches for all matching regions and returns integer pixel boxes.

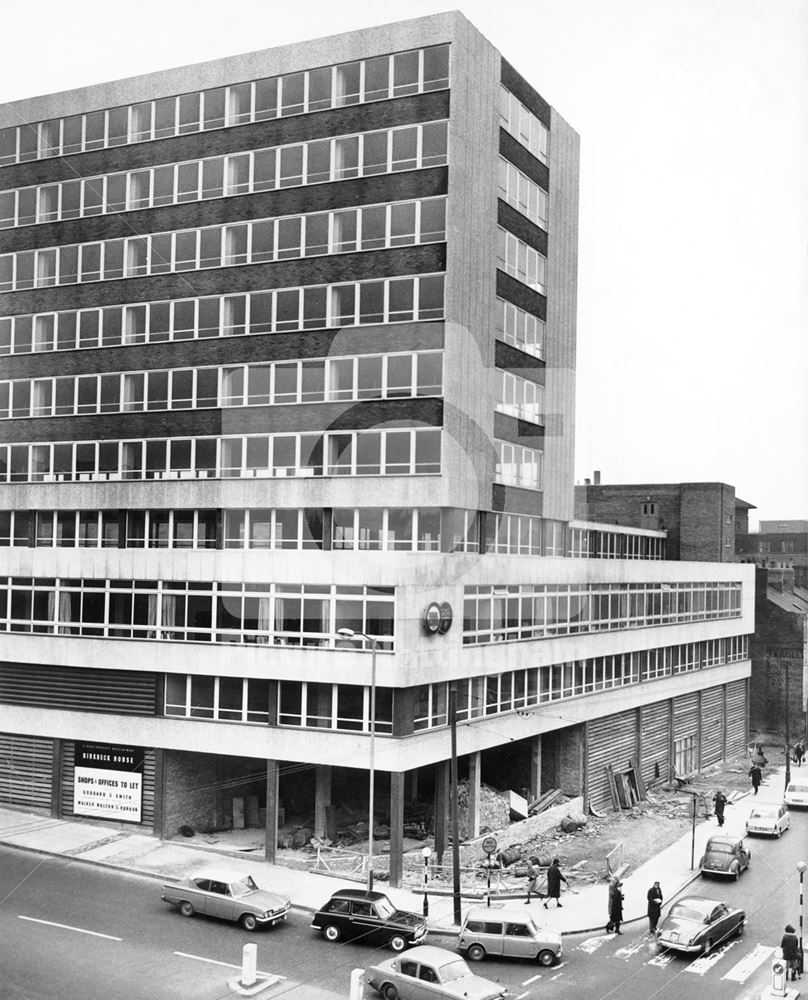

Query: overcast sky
[3,0,806,526]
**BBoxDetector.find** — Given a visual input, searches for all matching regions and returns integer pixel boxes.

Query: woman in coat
[543,858,567,909]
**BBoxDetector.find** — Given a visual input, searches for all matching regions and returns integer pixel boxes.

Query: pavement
[0,764,793,939]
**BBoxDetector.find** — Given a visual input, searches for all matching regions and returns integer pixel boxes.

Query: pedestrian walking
[748,763,762,795]
[543,857,567,909]
[795,742,805,766]
[606,878,624,934]
[781,924,801,981]
[646,881,663,933]
[524,856,542,904]
[712,790,729,826]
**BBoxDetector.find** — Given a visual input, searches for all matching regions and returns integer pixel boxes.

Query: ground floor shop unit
[0,668,748,885]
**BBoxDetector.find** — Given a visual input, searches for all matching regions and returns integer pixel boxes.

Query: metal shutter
[0,732,53,810]
[725,680,748,756]
[0,662,157,715]
[640,701,670,784]
[700,687,725,767]
[586,710,637,812]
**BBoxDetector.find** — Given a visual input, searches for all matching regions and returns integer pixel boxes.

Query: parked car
[367,944,507,1000]
[746,802,790,837]
[161,869,290,930]
[458,905,562,965]
[785,780,808,808]
[698,835,751,879]
[311,888,427,952]
[656,896,745,954]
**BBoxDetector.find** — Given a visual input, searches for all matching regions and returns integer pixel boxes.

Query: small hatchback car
[699,835,751,879]
[746,802,790,837]
[367,945,507,1000]
[312,889,427,952]
[458,905,562,966]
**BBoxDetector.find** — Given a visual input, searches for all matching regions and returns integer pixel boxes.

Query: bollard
[241,942,257,987]
[349,968,365,1000]
[769,957,787,998]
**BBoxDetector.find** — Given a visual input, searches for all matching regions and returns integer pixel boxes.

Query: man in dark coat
[712,790,729,826]
[543,858,567,909]
[748,764,762,795]
[795,742,805,766]
[606,878,624,934]
[781,924,800,980]
[646,881,663,933]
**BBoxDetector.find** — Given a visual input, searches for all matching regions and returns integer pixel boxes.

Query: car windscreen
[670,904,707,922]
[438,959,471,983]
[374,897,395,919]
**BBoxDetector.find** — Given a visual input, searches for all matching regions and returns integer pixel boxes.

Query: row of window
[1,578,395,649]
[499,85,549,164]
[0,45,450,166]
[495,441,542,491]
[496,370,544,424]
[0,507,563,558]
[0,351,443,420]
[414,637,749,729]
[0,121,448,230]
[496,227,546,294]
[160,635,749,733]
[0,274,445,356]
[498,157,547,229]
[569,526,666,561]
[0,196,447,293]
[495,298,544,360]
[462,581,743,644]
[0,429,442,484]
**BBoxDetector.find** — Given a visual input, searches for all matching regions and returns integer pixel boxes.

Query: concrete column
[314,765,332,840]
[389,772,405,888]
[529,736,542,801]
[467,752,481,839]
[265,760,280,864]
[434,760,449,865]
[152,748,165,839]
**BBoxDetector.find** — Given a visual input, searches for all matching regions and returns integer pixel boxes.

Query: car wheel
[732,865,740,881]
[323,924,341,943]
[703,937,714,955]
[537,949,556,967]
[382,985,399,1000]
[241,913,258,931]
[388,934,407,953]
[179,901,194,918]
[467,944,486,962]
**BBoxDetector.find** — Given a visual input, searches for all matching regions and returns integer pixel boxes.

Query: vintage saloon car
[745,802,790,837]
[656,896,745,954]
[161,869,290,930]
[312,888,427,952]
[367,945,508,1000]
[698,835,751,879]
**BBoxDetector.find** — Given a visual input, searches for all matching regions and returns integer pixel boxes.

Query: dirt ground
[470,752,769,885]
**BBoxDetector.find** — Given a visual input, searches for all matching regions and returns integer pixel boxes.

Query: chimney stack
[593,470,601,485]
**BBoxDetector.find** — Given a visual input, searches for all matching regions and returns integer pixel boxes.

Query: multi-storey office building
[0,12,753,882]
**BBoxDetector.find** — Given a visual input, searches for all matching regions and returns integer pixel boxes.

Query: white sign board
[74,743,143,822]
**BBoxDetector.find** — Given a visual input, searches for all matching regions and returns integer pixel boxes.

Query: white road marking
[614,937,650,960]
[722,944,776,983]
[577,935,611,953]
[521,973,542,985]
[685,939,740,975]
[18,915,122,941]
[514,992,529,999]
[173,951,284,979]
[647,952,675,967]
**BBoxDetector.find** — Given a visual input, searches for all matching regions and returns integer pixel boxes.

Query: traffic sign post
[481,836,498,907]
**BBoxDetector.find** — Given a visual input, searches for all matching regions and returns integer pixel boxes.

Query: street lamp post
[421,846,431,917]
[337,627,377,892]
[798,861,806,978]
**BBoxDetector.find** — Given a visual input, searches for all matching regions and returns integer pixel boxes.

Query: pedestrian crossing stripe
[684,939,740,975]
[721,944,776,982]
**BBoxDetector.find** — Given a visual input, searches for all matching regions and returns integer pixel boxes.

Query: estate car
[785,781,808,808]
[745,802,790,837]
[458,905,562,966]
